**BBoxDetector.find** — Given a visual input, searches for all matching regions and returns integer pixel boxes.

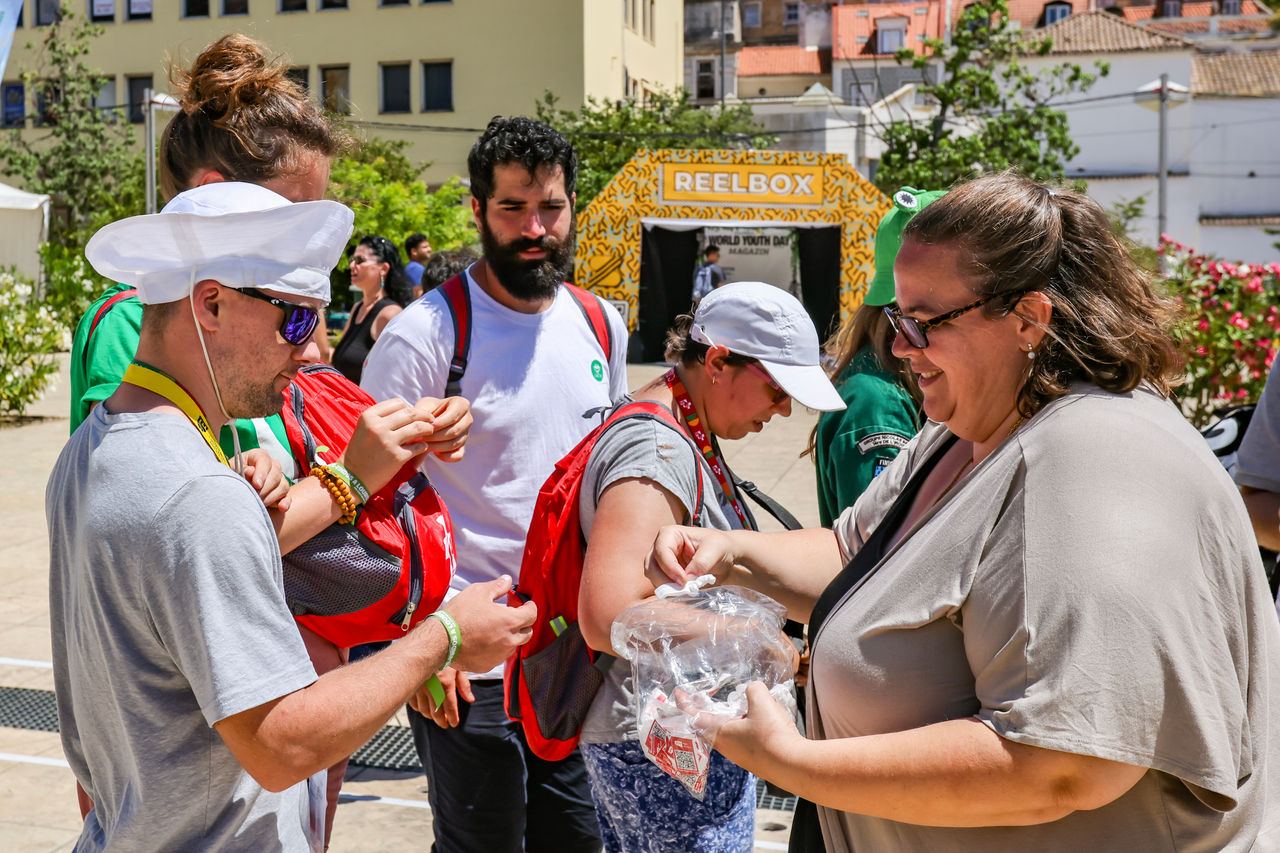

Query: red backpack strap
[601,401,703,521]
[88,288,138,342]
[562,283,613,364]
[439,273,472,398]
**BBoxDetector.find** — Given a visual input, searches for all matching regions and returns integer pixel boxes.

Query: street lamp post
[143,88,181,214]
[1134,74,1188,271]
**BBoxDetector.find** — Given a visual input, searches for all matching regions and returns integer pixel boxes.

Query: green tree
[326,136,476,307]
[874,0,1108,193]
[0,5,139,326]
[534,89,777,212]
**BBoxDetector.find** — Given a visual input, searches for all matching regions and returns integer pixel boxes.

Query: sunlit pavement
[0,356,818,851]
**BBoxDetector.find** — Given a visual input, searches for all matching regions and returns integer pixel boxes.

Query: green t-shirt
[814,346,921,528]
[69,285,298,477]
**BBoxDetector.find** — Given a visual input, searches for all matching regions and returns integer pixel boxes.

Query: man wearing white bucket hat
[47,182,536,853]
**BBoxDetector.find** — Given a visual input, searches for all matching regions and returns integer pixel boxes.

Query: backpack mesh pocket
[520,621,604,741]
[283,523,401,617]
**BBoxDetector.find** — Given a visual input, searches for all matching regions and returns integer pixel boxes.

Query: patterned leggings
[582,740,756,853]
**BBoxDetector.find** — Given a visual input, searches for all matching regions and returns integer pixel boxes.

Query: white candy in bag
[611,576,799,799]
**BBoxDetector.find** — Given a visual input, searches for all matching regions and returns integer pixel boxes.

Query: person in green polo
[812,187,945,526]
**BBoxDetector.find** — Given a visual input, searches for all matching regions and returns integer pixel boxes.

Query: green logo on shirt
[591,360,604,381]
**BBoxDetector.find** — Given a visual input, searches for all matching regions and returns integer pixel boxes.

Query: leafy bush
[0,268,68,416]
[1164,236,1280,427]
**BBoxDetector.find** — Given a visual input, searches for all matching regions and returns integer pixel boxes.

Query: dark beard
[479,218,575,302]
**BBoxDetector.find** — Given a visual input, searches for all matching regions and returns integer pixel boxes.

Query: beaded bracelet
[311,465,358,525]
[427,610,462,668]
[328,462,370,505]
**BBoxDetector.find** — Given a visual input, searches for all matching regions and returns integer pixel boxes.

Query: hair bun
[177,34,290,119]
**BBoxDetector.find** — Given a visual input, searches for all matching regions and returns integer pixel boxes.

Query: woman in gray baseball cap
[574,281,843,853]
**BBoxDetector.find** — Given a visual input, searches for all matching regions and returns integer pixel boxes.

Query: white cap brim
[759,359,846,412]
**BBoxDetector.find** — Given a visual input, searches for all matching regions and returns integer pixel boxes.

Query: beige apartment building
[2,0,683,185]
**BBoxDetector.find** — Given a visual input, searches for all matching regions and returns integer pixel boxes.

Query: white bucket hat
[691,281,844,412]
[84,182,354,305]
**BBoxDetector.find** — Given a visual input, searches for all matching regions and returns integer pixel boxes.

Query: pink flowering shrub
[1163,236,1280,427]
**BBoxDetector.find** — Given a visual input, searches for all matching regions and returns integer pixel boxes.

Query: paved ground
[0,356,821,852]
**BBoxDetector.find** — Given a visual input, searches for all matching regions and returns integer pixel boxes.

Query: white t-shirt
[361,266,628,677]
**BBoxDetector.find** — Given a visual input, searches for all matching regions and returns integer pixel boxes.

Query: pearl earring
[1026,343,1035,360]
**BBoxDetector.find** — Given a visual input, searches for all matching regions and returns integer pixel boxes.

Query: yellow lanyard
[122,362,230,468]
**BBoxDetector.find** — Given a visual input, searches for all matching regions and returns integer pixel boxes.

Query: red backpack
[437,273,614,397]
[279,363,457,649]
[504,401,702,761]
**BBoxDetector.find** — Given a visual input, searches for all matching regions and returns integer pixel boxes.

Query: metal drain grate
[348,725,421,771]
[0,684,796,813]
[0,686,60,732]
[756,779,798,812]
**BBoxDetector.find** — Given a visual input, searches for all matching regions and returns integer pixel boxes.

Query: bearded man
[361,116,627,853]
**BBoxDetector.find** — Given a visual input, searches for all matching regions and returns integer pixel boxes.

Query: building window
[1221,0,1240,12]
[743,2,761,27]
[320,66,350,114]
[96,77,117,117]
[318,0,347,8]
[127,75,151,123]
[422,60,452,111]
[847,80,876,106]
[35,0,60,25]
[2,82,25,128]
[281,0,307,10]
[35,82,60,126]
[90,0,116,22]
[381,63,410,113]
[784,2,800,25]
[1161,0,1181,14]
[696,59,716,100]
[183,0,209,16]
[381,0,410,4]
[877,18,908,53]
[126,0,151,20]
[286,66,309,91]
[1042,1,1071,23]
[222,0,248,14]
[646,0,655,40]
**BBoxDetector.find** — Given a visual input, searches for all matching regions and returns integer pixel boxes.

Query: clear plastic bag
[611,576,799,799]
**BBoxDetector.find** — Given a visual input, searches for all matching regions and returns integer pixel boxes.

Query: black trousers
[408,678,603,853]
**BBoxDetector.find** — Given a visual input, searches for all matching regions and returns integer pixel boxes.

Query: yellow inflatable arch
[573,148,891,340]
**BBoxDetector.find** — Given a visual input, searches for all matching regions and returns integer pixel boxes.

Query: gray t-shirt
[820,385,1280,852]
[577,402,748,743]
[1235,365,1280,494]
[47,407,319,852]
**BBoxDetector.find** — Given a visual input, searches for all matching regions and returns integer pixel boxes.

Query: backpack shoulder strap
[599,401,703,521]
[562,283,613,364]
[439,273,472,398]
[88,288,138,342]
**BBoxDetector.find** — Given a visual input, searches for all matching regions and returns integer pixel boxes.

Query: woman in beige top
[647,173,1280,852]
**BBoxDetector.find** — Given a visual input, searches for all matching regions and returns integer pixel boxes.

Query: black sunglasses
[883,293,1005,350]
[237,287,320,346]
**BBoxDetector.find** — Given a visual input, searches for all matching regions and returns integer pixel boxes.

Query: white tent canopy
[0,181,50,281]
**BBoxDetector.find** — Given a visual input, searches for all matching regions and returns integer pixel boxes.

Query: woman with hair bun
[649,172,1280,852]
[66,35,471,850]
[332,235,414,383]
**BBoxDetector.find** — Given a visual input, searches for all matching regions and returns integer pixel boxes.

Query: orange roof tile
[994,0,1089,29]
[833,1,945,59]
[1123,0,1266,18]
[1035,9,1195,51]
[1192,48,1280,95]
[1148,16,1273,31]
[737,45,831,76]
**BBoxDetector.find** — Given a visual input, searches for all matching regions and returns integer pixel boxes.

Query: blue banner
[0,1,24,85]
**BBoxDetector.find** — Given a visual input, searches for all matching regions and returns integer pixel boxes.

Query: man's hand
[241,448,291,510]
[415,396,473,462]
[408,667,474,728]
[340,398,438,495]
[444,575,536,675]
